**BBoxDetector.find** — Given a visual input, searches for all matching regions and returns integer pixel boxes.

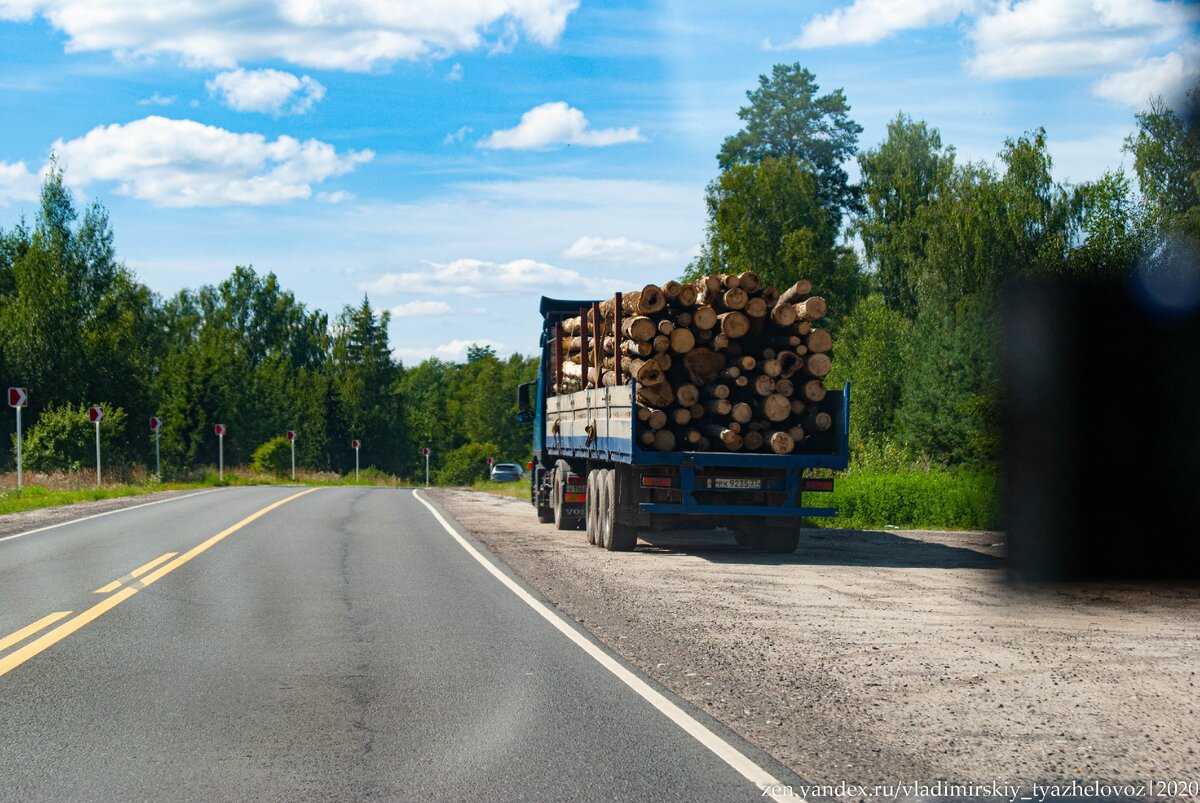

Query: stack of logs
[555,273,834,454]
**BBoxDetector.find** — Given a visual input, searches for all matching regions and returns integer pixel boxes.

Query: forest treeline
[1,66,1196,482]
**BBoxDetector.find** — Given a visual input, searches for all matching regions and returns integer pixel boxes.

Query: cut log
[796,296,827,321]
[703,399,732,417]
[730,402,753,424]
[787,425,805,443]
[671,407,692,426]
[675,311,693,328]
[737,271,762,293]
[804,412,833,432]
[751,374,776,397]
[683,348,725,385]
[626,358,665,385]
[722,287,748,311]
[758,393,792,422]
[699,275,721,295]
[804,353,832,378]
[790,399,806,415]
[640,430,655,446]
[777,351,803,378]
[624,339,653,358]
[703,425,743,451]
[770,302,797,328]
[805,328,832,353]
[737,355,757,372]
[681,428,703,445]
[653,353,672,370]
[637,382,674,409]
[760,286,779,306]
[720,366,741,380]
[778,279,813,305]
[761,358,782,378]
[675,383,700,407]
[774,378,794,397]
[702,382,731,399]
[675,283,698,308]
[657,319,675,336]
[646,409,668,430]
[801,380,827,403]
[766,430,795,454]
[744,296,768,319]
[712,333,731,351]
[692,305,718,331]
[661,280,681,300]
[636,406,651,422]
[668,327,695,354]
[689,403,705,419]
[743,430,764,451]
[652,429,677,451]
[733,375,749,387]
[622,315,657,341]
[717,311,750,338]
[652,334,670,353]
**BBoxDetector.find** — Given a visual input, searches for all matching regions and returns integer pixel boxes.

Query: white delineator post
[424,446,430,488]
[16,404,22,492]
[88,406,104,488]
[352,439,360,482]
[11,389,30,492]
[150,417,163,482]
[287,430,296,480]
[215,423,226,481]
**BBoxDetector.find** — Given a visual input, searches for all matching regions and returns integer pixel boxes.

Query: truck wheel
[603,468,637,551]
[732,529,760,549]
[536,470,554,523]
[596,469,611,549]
[585,471,597,545]
[552,466,573,531]
[761,528,800,554]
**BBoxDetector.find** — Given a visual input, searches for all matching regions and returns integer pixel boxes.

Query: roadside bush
[251,436,293,476]
[436,441,499,486]
[20,402,129,473]
[815,470,998,531]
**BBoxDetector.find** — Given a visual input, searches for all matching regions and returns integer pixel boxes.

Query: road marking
[94,551,178,593]
[0,488,320,679]
[412,490,800,802]
[0,489,224,545]
[0,611,73,654]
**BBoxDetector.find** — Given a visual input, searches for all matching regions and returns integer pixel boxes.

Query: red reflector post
[802,478,835,492]
[526,461,534,471]
[640,475,673,488]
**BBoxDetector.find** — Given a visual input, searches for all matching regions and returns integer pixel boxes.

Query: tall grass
[810,469,998,531]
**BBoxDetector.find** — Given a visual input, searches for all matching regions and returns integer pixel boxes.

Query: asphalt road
[0,486,789,801]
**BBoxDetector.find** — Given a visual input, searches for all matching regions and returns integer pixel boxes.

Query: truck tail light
[802,478,834,492]
[565,474,586,492]
[641,475,673,488]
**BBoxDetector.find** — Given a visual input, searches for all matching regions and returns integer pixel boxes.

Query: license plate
[712,478,762,490]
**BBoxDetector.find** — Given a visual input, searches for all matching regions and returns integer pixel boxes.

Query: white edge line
[412,489,803,803]
[0,488,226,545]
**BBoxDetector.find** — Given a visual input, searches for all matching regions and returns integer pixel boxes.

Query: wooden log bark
[796,296,826,322]
[778,279,813,305]
[805,328,832,353]
[675,383,700,407]
[766,430,795,454]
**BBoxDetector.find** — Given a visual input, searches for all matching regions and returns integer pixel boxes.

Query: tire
[585,471,598,545]
[761,528,800,554]
[536,469,554,523]
[732,529,759,549]
[604,467,637,552]
[552,466,573,531]
[596,469,611,549]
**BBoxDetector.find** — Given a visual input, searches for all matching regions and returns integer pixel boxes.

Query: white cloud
[316,190,354,203]
[0,160,40,206]
[207,68,325,115]
[561,235,677,265]
[138,92,176,106]
[390,300,453,317]
[443,125,471,145]
[967,0,1193,79]
[53,115,372,207]
[479,102,644,150]
[446,62,463,81]
[1092,43,1200,107]
[778,0,978,48]
[434,339,506,359]
[0,0,579,71]
[361,257,587,296]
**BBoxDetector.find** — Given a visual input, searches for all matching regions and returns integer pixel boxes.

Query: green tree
[827,294,911,447]
[252,436,293,476]
[437,441,499,485]
[689,157,866,326]
[1124,89,1200,240]
[329,298,403,473]
[719,63,864,229]
[857,113,955,312]
[21,402,130,474]
[1066,170,1146,277]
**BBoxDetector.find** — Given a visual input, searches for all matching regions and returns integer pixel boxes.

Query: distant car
[490,462,524,482]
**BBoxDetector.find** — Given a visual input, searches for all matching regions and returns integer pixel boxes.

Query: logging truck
[517,289,849,554]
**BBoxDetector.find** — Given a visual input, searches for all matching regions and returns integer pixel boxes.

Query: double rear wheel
[585,467,637,552]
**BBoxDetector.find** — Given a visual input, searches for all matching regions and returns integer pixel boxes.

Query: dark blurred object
[1004,270,1200,583]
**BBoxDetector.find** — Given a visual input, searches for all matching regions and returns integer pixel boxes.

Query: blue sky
[1,0,1196,361]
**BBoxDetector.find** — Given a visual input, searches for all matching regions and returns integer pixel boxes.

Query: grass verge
[811,470,998,531]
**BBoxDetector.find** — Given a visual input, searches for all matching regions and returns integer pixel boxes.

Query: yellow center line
[0,487,320,679]
[94,551,180,593]
[0,611,73,654]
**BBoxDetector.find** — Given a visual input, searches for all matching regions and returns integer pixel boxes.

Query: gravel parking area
[429,488,1200,799]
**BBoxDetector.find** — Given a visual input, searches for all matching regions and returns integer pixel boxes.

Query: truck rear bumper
[639,503,837,518]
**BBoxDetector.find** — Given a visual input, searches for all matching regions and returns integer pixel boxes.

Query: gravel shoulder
[430,488,1200,798]
[0,489,213,540]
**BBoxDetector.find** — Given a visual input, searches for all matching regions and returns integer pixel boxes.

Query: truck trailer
[518,295,850,553]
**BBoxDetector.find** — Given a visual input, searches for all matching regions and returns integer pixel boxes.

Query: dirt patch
[430,488,1200,798]
[0,489,211,540]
